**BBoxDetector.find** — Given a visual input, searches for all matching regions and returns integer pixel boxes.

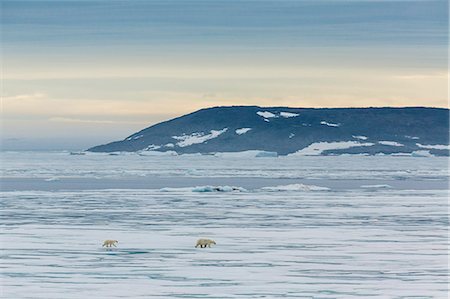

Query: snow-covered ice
[360,184,392,189]
[261,183,329,191]
[0,152,448,298]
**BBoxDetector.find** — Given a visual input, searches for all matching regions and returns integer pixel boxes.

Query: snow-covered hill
[88,106,449,156]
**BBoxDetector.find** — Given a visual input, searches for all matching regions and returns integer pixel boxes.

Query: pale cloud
[48,117,148,125]
[392,72,448,80]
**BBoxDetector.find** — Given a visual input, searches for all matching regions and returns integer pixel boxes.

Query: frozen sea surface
[0,152,449,298]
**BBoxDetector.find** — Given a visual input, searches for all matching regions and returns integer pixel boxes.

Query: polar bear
[102,240,118,247]
[195,238,216,248]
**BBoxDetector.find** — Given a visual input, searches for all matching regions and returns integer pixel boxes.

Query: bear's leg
[113,243,117,247]
[207,243,211,248]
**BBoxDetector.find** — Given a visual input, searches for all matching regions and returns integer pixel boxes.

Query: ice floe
[160,185,247,192]
[360,184,392,189]
[172,128,228,147]
[44,177,60,182]
[261,183,329,191]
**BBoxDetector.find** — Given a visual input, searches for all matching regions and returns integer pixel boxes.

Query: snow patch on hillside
[280,112,299,118]
[320,121,340,127]
[126,134,143,141]
[405,135,420,140]
[172,128,228,147]
[291,141,374,156]
[144,144,161,151]
[416,143,450,150]
[235,128,252,135]
[353,135,368,140]
[379,141,404,147]
[257,111,277,118]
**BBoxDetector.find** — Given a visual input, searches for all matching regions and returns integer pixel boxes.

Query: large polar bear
[195,238,216,248]
[102,240,118,247]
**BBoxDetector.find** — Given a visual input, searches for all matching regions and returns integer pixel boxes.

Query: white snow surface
[320,121,340,127]
[291,141,374,156]
[280,112,299,118]
[126,134,143,141]
[257,111,277,118]
[2,153,448,298]
[416,143,450,150]
[143,144,161,151]
[172,128,228,147]
[261,183,329,191]
[138,150,178,156]
[235,128,252,135]
[379,141,404,147]
[353,135,368,140]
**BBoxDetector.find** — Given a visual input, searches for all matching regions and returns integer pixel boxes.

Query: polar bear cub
[195,238,216,248]
[102,240,118,247]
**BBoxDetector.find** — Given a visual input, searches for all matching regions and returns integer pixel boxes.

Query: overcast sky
[1,0,448,150]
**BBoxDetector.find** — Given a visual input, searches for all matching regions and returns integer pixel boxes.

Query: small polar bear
[195,238,216,248]
[102,240,118,247]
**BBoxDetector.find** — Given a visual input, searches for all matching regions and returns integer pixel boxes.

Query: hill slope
[88,106,449,156]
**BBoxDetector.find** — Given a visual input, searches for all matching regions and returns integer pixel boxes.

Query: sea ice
[261,183,330,191]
